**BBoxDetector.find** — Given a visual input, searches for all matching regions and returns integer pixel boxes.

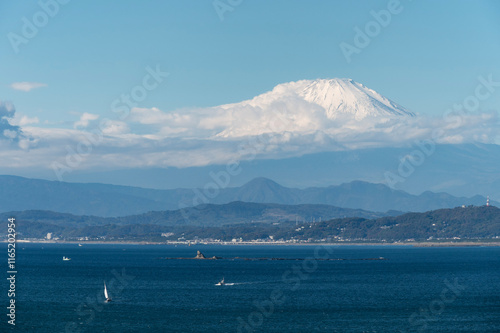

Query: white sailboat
[104,281,112,302]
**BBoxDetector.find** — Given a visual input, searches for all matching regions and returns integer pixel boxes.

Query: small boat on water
[78,244,82,247]
[62,256,71,261]
[215,277,225,286]
[104,281,112,302]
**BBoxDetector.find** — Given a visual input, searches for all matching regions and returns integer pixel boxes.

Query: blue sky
[2,0,499,123]
[0,0,499,189]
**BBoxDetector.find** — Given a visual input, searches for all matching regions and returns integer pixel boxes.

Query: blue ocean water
[2,244,500,332]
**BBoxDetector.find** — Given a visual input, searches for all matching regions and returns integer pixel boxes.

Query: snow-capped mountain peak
[215,78,415,137]
[298,78,415,119]
[224,78,414,121]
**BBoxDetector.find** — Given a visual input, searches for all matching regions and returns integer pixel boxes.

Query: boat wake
[215,282,235,286]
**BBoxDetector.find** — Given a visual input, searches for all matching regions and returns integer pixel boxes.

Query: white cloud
[129,107,172,125]
[74,112,99,129]
[0,101,16,119]
[10,82,47,92]
[99,119,130,135]
[0,109,497,173]
[0,101,23,141]
[3,129,17,139]
[12,115,39,126]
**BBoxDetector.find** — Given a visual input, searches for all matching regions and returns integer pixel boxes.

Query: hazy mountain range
[0,175,495,217]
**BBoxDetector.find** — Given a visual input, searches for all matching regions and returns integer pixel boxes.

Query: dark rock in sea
[194,250,206,259]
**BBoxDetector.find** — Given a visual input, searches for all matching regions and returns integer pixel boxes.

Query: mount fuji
[298,78,415,119]
[236,78,414,119]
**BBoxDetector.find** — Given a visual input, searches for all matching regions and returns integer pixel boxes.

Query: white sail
[104,282,109,299]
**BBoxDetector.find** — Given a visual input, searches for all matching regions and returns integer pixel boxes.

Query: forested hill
[2,205,499,242]
[172,205,500,242]
[298,205,500,242]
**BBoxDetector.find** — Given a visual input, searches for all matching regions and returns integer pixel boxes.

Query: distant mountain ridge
[49,143,500,202]
[0,175,496,217]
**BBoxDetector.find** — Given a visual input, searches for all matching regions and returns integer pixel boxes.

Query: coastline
[6,239,500,247]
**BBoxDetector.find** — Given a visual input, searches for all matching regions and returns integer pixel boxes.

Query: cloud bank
[1,78,499,174]
[2,104,499,173]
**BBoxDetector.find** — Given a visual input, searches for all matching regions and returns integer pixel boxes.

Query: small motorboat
[62,256,71,261]
[215,277,225,286]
